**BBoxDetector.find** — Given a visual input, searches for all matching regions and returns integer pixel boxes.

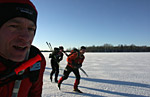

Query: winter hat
[80,46,86,50]
[59,46,64,50]
[0,0,37,27]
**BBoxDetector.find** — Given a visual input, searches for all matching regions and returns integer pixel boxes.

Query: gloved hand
[49,54,52,58]
[76,64,82,68]
[72,62,82,69]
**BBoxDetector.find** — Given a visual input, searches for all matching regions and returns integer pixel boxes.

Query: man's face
[0,17,36,62]
[60,49,63,52]
[80,49,86,55]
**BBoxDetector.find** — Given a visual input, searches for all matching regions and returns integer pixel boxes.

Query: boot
[58,82,61,90]
[50,76,52,82]
[58,77,63,90]
[55,72,58,83]
[73,88,83,93]
[55,79,58,83]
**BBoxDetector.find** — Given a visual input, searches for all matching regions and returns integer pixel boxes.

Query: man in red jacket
[58,46,86,93]
[0,0,46,97]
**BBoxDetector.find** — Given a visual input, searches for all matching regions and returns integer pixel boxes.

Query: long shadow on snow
[66,75,149,89]
[44,69,149,96]
[45,67,64,71]
[43,67,52,75]
[64,90,105,97]
[81,77,150,89]
[62,83,148,97]
[44,67,64,76]
[45,67,52,70]
[45,67,150,88]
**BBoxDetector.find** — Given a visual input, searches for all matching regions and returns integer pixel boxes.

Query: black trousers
[63,65,80,80]
[50,60,59,81]
[60,65,81,89]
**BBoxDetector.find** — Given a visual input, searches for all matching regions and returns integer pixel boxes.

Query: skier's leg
[55,64,59,82]
[73,69,81,91]
[58,66,72,90]
[50,61,55,82]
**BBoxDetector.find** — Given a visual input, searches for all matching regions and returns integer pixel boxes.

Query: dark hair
[59,46,64,50]
[54,47,59,51]
[80,46,86,50]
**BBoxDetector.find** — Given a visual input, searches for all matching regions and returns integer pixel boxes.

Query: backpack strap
[11,46,42,97]
[11,49,30,97]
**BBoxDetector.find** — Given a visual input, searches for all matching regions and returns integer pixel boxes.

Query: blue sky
[31,0,150,50]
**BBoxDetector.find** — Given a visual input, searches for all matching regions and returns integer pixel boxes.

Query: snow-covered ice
[42,52,150,97]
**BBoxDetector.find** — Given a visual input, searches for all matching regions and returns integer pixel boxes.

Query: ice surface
[42,52,150,97]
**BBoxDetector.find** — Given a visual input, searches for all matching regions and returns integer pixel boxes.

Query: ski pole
[46,42,51,51]
[49,43,53,50]
[63,51,69,57]
[79,67,88,77]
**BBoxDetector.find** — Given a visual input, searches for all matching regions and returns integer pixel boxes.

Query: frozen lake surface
[42,52,150,97]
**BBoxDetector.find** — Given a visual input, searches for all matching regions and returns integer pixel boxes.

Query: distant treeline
[41,44,150,52]
[82,44,150,52]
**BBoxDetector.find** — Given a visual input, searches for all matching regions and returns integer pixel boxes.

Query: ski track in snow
[42,52,150,97]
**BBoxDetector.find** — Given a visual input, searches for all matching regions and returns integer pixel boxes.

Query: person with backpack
[58,46,86,93]
[0,0,46,97]
[49,46,64,82]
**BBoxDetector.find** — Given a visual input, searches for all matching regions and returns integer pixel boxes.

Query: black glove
[72,61,82,69]
[76,64,82,68]
[73,64,82,69]
[49,54,52,58]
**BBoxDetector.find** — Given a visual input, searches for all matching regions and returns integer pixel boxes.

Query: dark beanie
[80,46,86,50]
[0,0,37,27]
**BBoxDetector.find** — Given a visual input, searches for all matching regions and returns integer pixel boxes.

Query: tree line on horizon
[83,44,150,52]
[66,44,150,52]
[41,44,150,52]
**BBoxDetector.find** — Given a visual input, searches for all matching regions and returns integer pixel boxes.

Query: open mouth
[13,46,28,51]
